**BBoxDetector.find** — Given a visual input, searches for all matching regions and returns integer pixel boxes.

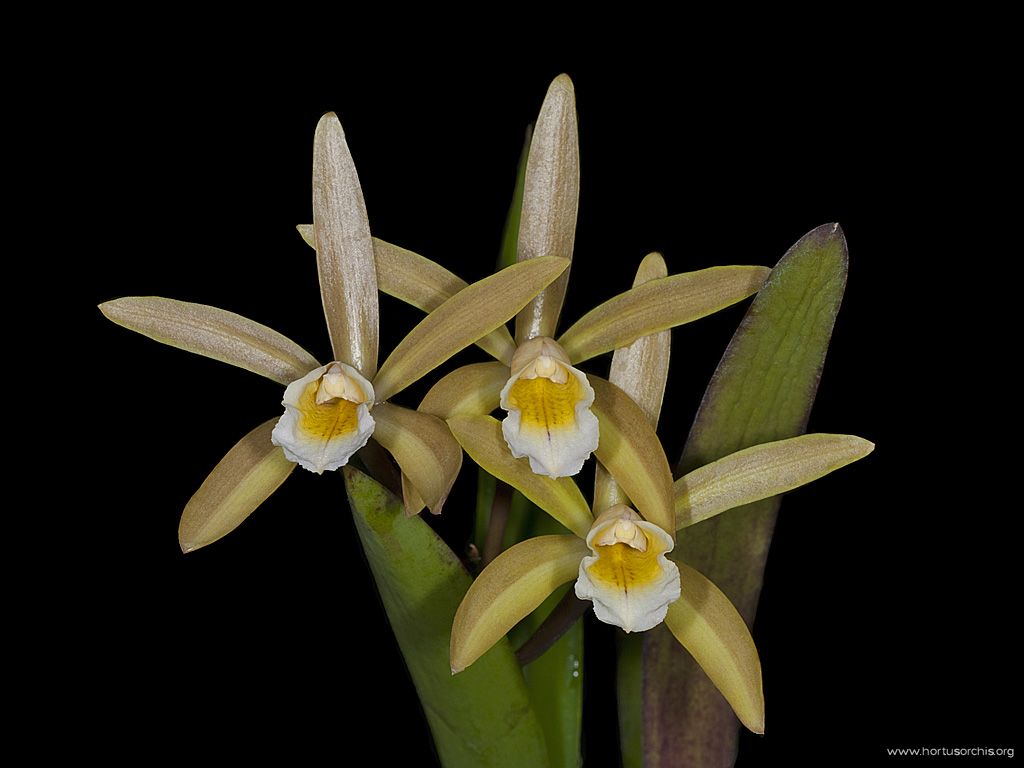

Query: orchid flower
[446,253,874,733]
[300,75,770,479]
[100,112,568,552]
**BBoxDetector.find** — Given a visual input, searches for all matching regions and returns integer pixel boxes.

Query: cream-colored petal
[590,376,675,536]
[372,403,462,516]
[594,253,670,513]
[179,419,295,553]
[515,74,579,343]
[99,297,319,385]
[447,415,593,538]
[271,363,375,474]
[298,227,516,365]
[675,433,875,529]
[372,256,569,402]
[558,266,771,364]
[574,506,680,632]
[451,534,589,673]
[312,113,379,376]
[663,562,765,734]
[499,357,598,478]
[418,362,508,420]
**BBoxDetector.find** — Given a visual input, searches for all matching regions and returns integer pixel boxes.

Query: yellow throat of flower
[575,505,681,632]
[298,363,371,441]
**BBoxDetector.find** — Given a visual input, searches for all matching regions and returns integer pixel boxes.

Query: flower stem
[515,589,590,666]
[482,479,513,566]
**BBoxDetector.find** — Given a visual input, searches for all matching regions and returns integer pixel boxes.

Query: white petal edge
[271,363,375,474]
[499,360,598,478]
[574,506,681,632]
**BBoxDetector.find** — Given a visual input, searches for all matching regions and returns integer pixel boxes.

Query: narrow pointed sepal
[663,562,765,734]
[372,403,462,515]
[418,362,508,420]
[558,265,771,364]
[99,297,319,385]
[298,227,516,364]
[372,256,569,402]
[179,419,295,552]
[594,252,670,515]
[312,113,379,375]
[515,74,579,342]
[451,534,589,673]
[447,414,593,538]
[589,377,675,536]
[675,433,875,529]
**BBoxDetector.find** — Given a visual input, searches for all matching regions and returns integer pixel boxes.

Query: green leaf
[641,223,849,767]
[498,126,532,270]
[509,510,584,768]
[345,466,549,768]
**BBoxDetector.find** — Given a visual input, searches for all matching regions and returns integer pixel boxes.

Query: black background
[69,38,1015,765]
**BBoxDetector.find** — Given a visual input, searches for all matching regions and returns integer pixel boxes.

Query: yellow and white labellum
[500,337,598,478]
[272,362,375,474]
[574,505,680,632]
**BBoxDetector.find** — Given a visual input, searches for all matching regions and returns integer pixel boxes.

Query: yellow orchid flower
[446,253,874,734]
[300,75,770,480]
[100,112,568,552]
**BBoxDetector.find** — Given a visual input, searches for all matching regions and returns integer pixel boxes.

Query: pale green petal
[178,419,295,552]
[373,257,568,402]
[372,403,462,516]
[515,74,579,343]
[594,253,670,514]
[312,113,378,376]
[298,226,516,365]
[590,377,675,536]
[419,362,508,419]
[664,562,765,734]
[99,297,318,385]
[451,534,589,673]
[558,266,770,364]
[676,434,874,529]
[447,415,593,539]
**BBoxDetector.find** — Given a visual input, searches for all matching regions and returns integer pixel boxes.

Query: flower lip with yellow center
[500,336,598,478]
[574,504,681,632]
[272,362,376,474]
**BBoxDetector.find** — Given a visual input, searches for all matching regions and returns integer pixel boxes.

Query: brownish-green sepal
[642,223,849,768]
[419,362,508,420]
[557,265,770,365]
[372,403,462,516]
[663,562,765,734]
[99,297,319,385]
[297,227,516,365]
[589,377,675,536]
[450,534,588,674]
[447,415,593,538]
[312,113,379,376]
[594,252,670,515]
[675,433,875,529]
[345,467,550,768]
[515,74,579,343]
[372,256,568,402]
[178,419,294,552]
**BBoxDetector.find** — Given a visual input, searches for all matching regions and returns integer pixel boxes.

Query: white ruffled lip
[574,505,681,633]
[499,338,599,478]
[271,362,376,474]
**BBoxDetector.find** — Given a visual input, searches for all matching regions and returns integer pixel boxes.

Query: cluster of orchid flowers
[101,76,872,734]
